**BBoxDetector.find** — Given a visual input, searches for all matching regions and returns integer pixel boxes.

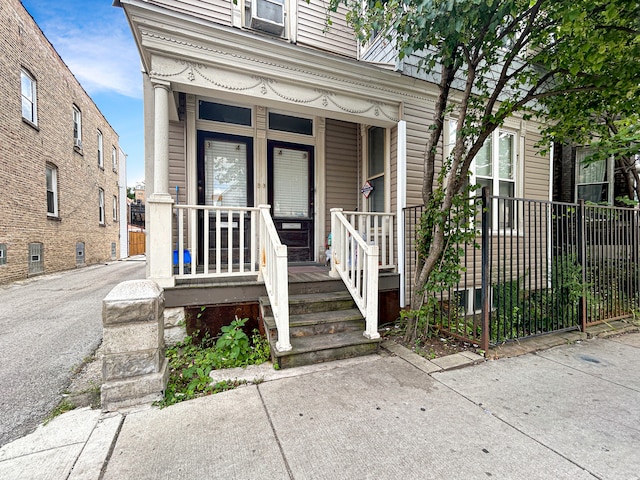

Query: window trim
[21,68,38,125]
[363,125,389,213]
[46,164,58,218]
[73,105,82,149]
[446,120,521,233]
[99,188,105,225]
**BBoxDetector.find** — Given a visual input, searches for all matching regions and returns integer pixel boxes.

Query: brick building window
[99,188,105,225]
[46,164,58,217]
[21,68,37,125]
[97,130,104,168]
[113,195,118,221]
[112,146,118,172]
[0,244,6,265]
[73,105,82,149]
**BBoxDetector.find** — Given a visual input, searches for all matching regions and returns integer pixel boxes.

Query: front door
[267,141,314,262]
[197,131,254,265]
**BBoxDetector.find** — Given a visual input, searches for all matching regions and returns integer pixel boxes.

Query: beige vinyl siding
[360,32,398,65]
[146,0,232,26]
[325,119,359,235]
[168,120,187,245]
[297,1,357,58]
[403,100,438,207]
[522,126,550,201]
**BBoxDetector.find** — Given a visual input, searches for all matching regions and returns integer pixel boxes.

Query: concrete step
[259,291,379,369]
[263,308,365,341]
[259,291,356,317]
[275,330,380,369]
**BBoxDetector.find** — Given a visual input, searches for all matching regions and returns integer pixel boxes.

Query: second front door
[267,141,314,262]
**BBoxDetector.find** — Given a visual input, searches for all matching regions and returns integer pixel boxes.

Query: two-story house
[114,0,554,365]
[0,0,125,284]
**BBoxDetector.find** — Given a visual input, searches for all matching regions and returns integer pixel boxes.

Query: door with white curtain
[267,141,314,262]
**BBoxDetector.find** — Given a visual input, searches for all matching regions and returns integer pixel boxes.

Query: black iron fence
[404,190,640,350]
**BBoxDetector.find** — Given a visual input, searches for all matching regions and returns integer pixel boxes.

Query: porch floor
[165,264,399,309]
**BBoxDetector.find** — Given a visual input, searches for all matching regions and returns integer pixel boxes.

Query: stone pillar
[101,280,169,411]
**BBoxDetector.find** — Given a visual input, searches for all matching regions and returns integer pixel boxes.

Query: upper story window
[367,126,385,212]
[576,148,613,204]
[97,130,104,168]
[113,195,118,221]
[46,164,58,217]
[98,188,105,225]
[112,146,118,172]
[73,105,82,149]
[244,0,286,37]
[21,69,37,125]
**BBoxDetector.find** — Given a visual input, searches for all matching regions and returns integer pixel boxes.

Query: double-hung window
[112,146,118,172]
[367,126,385,212]
[73,105,82,148]
[113,195,118,221]
[575,147,612,204]
[98,188,105,225]
[21,69,37,125]
[447,120,518,230]
[97,130,104,168]
[46,164,58,217]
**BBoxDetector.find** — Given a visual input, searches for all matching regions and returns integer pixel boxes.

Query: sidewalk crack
[257,385,295,480]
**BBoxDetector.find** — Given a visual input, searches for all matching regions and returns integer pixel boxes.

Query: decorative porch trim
[149,55,400,124]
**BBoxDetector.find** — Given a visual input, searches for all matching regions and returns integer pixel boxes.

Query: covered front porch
[165,203,398,364]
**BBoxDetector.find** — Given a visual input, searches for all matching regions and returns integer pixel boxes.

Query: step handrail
[258,205,291,352]
[329,208,380,339]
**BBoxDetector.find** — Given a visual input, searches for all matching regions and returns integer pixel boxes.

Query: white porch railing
[258,205,291,352]
[341,211,396,270]
[330,208,381,339]
[173,205,260,278]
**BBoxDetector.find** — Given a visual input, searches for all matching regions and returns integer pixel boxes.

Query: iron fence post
[481,187,490,354]
[577,199,587,332]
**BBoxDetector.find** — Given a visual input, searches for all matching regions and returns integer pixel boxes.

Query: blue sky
[21,0,145,188]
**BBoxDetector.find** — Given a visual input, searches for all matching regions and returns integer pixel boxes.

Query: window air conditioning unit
[74,138,82,149]
[250,0,285,36]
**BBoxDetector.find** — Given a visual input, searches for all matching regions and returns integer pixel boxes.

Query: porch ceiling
[119,0,407,126]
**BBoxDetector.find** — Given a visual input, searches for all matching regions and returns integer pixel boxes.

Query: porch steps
[260,291,381,369]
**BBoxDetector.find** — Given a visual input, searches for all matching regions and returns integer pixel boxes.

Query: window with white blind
[273,148,309,218]
[204,140,248,207]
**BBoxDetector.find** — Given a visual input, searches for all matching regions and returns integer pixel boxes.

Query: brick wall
[0,0,121,284]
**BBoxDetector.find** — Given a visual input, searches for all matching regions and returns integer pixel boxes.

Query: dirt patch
[380,324,483,360]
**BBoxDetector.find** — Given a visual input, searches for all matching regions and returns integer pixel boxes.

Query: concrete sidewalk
[1,332,639,479]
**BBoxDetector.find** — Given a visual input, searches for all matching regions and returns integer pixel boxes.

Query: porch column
[396,120,407,307]
[148,80,174,288]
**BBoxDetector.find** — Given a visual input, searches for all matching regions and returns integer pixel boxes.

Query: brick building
[0,0,123,284]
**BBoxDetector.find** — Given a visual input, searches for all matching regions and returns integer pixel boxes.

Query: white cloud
[51,30,143,99]
[31,2,143,99]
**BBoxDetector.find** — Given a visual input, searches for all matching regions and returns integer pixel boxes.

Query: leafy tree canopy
[327,0,639,309]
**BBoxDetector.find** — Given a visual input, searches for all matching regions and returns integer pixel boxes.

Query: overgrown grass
[156,317,271,407]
